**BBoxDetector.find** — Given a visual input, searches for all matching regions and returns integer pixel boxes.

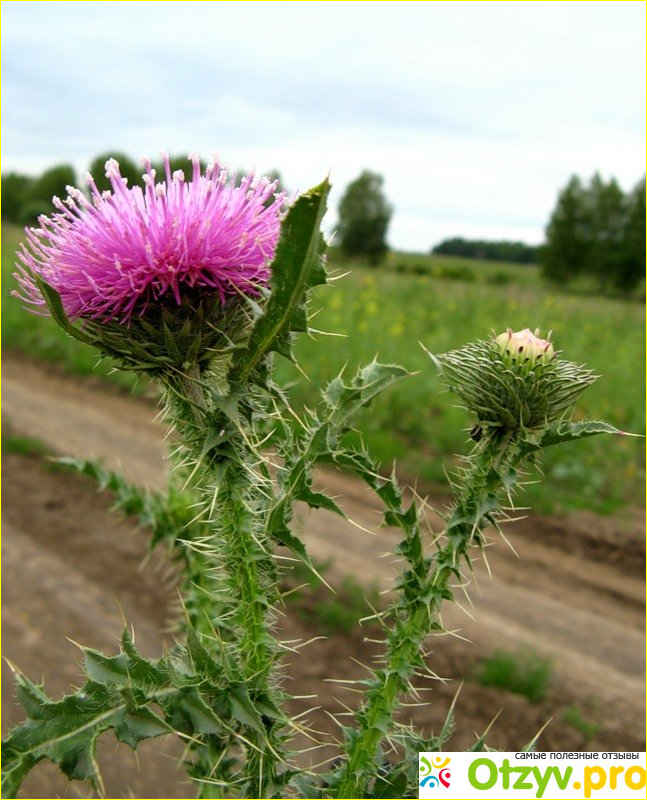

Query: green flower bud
[431,329,596,431]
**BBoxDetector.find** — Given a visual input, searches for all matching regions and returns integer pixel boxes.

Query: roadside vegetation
[476,649,552,704]
[3,224,644,514]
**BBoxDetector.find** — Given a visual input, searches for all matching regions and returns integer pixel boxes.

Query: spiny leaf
[298,488,345,516]
[538,419,633,448]
[84,648,130,685]
[3,674,126,796]
[186,629,224,683]
[325,362,408,430]
[327,449,401,511]
[0,755,38,800]
[229,685,266,736]
[266,362,408,577]
[0,630,258,798]
[34,277,95,347]
[158,688,225,736]
[267,511,325,582]
[515,419,633,463]
[229,179,330,385]
[371,763,411,798]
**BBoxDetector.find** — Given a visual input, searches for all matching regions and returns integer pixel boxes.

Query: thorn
[476,707,503,742]
[443,628,473,644]
[323,709,346,730]
[453,598,476,621]
[524,716,553,750]
[495,525,520,557]
[480,547,493,580]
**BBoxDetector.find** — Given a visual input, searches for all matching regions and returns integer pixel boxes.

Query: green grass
[476,649,552,704]
[327,246,543,290]
[2,431,50,458]
[562,705,601,741]
[3,224,644,514]
[1,431,70,474]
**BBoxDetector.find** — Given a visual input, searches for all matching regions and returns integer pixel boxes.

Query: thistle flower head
[432,329,597,430]
[14,153,285,323]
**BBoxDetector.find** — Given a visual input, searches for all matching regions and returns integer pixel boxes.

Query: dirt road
[2,355,645,797]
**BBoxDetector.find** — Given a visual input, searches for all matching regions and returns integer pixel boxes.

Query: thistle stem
[216,464,283,798]
[333,430,517,799]
[169,369,284,798]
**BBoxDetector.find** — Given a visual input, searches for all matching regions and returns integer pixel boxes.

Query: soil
[2,355,645,799]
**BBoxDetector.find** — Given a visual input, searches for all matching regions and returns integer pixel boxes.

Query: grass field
[2,224,644,514]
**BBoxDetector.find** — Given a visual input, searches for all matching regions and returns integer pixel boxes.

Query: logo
[419,755,451,790]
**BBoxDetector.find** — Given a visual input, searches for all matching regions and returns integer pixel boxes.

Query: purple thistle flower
[14,153,285,323]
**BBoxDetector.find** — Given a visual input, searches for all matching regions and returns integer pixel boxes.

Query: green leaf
[325,361,409,430]
[266,362,407,580]
[0,630,251,798]
[3,674,124,795]
[267,510,327,582]
[186,629,224,684]
[229,685,266,736]
[34,277,95,347]
[298,488,345,517]
[372,764,410,798]
[114,707,171,748]
[229,180,330,385]
[0,755,38,800]
[539,420,632,447]
[84,649,130,685]
[516,420,634,462]
[158,688,225,736]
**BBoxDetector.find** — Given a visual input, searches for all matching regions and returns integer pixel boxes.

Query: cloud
[2,1,644,250]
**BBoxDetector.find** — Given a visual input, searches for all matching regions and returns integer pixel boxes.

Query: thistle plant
[2,154,628,800]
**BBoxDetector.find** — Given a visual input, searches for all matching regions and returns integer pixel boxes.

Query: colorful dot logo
[419,755,451,789]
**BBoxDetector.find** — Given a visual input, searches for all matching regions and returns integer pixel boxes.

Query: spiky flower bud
[432,329,597,430]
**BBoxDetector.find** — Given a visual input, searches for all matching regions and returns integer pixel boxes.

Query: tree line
[3,156,644,295]
[541,173,645,294]
[431,237,538,264]
[334,169,644,295]
[1,153,284,225]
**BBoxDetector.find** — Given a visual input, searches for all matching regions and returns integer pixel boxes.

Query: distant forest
[431,237,538,264]
[2,156,644,295]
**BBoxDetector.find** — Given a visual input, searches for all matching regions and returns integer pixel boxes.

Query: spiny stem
[215,462,283,797]
[333,430,517,798]
[219,464,274,680]
[167,367,285,798]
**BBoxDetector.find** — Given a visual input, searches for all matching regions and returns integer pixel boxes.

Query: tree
[337,170,392,264]
[616,178,646,294]
[542,173,645,294]
[21,164,76,223]
[1,172,34,223]
[88,152,140,193]
[541,175,591,284]
[587,173,626,291]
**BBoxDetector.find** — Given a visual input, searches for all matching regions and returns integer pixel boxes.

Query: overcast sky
[2,1,645,250]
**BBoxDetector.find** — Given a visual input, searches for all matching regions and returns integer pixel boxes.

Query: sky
[2,1,645,251]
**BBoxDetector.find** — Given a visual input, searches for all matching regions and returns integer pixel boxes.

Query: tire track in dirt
[2,355,645,760]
